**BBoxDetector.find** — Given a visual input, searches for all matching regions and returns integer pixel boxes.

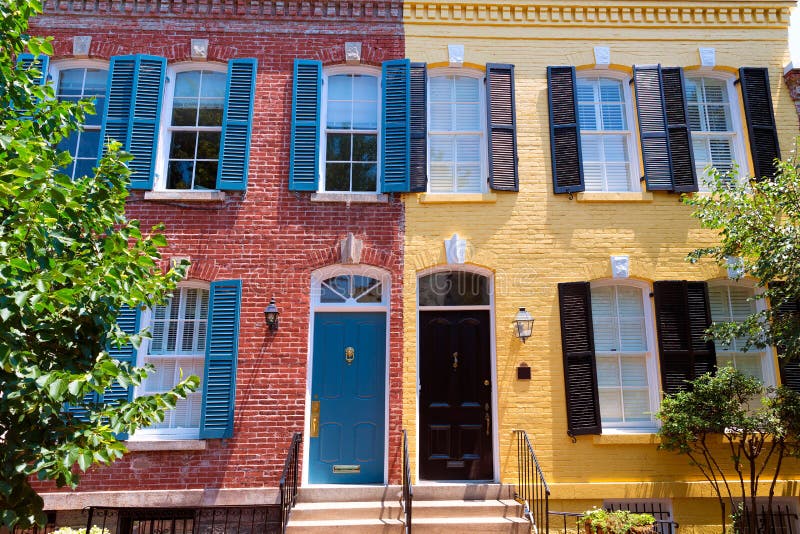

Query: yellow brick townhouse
[399,1,800,532]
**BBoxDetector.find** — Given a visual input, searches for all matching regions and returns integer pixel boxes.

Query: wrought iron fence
[606,501,678,534]
[279,432,302,534]
[84,506,281,534]
[401,429,413,534]
[735,502,800,534]
[11,512,56,534]
[513,429,550,533]
[548,511,677,534]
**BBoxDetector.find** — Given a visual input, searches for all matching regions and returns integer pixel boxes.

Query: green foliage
[683,159,800,360]
[0,0,198,527]
[579,508,655,533]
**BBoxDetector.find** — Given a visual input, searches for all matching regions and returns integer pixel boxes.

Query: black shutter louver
[739,67,781,181]
[547,66,584,194]
[634,65,673,191]
[654,281,716,394]
[662,67,698,192]
[769,282,800,392]
[409,63,428,193]
[486,63,518,191]
[558,282,601,436]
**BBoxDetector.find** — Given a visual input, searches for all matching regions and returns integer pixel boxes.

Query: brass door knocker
[345,346,355,365]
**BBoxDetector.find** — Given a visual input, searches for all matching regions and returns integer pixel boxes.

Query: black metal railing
[735,503,800,533]
[401,429,413,533]
[513,429,550,533]
[84,506,281,534]
[279,432,302,534]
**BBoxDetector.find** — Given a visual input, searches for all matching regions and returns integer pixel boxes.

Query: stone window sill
[310,193,389,203]
[576,191,654,203]
[592,433,660,445]
[417,193,498,204]
[144,190,227,202]
[125,439,207,452]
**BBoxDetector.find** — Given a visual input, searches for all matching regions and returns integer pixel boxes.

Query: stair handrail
[401,429,413,533]
[513,429,550,533]
[279,432,302,534]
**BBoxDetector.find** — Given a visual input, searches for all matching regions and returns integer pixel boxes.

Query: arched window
[418,270,490,307]
[576,72,639,192]
[427,68,486,193]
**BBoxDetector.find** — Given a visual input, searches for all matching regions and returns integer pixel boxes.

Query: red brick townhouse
[27,0,415,527]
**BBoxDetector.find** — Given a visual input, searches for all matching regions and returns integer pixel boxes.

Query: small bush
[580,508,656,533]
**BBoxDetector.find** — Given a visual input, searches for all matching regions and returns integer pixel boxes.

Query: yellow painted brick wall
[402,1,800,529]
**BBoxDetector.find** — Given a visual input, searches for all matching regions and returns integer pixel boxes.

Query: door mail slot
[332,465,361,474]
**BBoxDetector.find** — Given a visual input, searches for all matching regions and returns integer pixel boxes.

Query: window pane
[599,390,623,422]
[429,76,452,102]
[197,131,221,160]
[200,72,226,98]
[351,163,377,192]
[170,131,197,160]
[327,101,352,129]
[418,272,490,306]
[77,130,99,157]
[85,96,105,126]
[456,135,481,163]
[325,163,350,191]
[327,133,351,162]
[58,132,79,156]
[709,139,733,171]
[602,135,628,162]
[73,159,94,179]
[706,105,731,132]
[84,69,107,93]
[455,103,481,131]
[622,390,651,421]
[58,69,85,96]
[168,161,194,189]
[430,102,453,131]
[429,164,454,192]
[323,276,350,301]
[578,103,598,130]
[454,76,479,101]
[597,356,621,387]
[430,136,454,164]
[621,356,648,387]
[198,99,224,127]
[353,75,377,100]
[353,276,381,301]
[175,71,201,97]
[194,161,217,190]
[352,134,377,162]
[734,353,763,381]
[456,165,481,193]
[601,104,625,130]
[172,98,198,126]
[352,101,377,129]
[328,75,352,100]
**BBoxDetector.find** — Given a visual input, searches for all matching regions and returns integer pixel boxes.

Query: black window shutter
[410,62,427,193]
[558,282,601,436]
[547,66,584,194]
[769,282,800,392]
[739,67,781,181]
[662,67,698,192]
[634,65,673,191]
[654,281,716,394]
[486,63,518,192]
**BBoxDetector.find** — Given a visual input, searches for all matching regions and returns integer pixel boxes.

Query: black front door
[419,310,493,480]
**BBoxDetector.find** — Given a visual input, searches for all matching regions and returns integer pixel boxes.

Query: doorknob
[452,352,458,369]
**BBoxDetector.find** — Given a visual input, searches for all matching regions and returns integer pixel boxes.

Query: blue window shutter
[217,58,257,191]
[486,63,518,192]
[16,53,49,85]
[634,64,674,191]
[547,66,584,194]
[102,304,141,439]
[289,59,322,191]
[381,59,411,193]
[100,55,165,190]
[64,392,98,424]
[200,280,242,439]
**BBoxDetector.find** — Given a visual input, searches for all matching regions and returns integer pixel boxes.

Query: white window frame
[590,279,660,433]
[707,279,776,386]
[426,67,488,194]
[154,61,228,192]
[130,280,210,441]
[685,72,750,189]
[319,64,382,194]
[576,70,641,193]
[49,59,110,180]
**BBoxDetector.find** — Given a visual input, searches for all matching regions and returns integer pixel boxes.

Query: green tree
[0,0,198,527]
[657,367,800,534]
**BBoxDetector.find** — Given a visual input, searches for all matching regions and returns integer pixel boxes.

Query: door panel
[420,310,493,480]
[310,312,386,484]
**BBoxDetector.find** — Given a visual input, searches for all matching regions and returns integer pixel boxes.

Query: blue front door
[309,312,386,484]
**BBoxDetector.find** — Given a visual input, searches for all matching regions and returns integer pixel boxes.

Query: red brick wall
[30,3,405,493]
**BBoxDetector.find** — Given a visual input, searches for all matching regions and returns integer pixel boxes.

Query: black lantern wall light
[264,297,280,332]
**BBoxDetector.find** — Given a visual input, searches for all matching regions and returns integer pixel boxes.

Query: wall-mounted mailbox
[517,363,531,380]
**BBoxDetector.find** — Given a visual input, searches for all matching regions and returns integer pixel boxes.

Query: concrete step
[285,518,405,533]
[291,498,523,521]
[295,483,515,503]
[285,516,530,534]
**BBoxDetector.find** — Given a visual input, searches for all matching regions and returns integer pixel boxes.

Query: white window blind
[686,77,738,187]
[708,284,764,381]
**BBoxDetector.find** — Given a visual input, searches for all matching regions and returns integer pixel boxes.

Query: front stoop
[286,484,530,533]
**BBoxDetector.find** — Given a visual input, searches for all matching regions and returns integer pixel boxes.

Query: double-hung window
[686,76,747,187]
[135,284,209,439]
[322,70,379,192]
[591,282,658,430]
[161,68,227,190]
[52,62,109,179]
[576,75,638,192]
[708,282,773,384]
[428,71,485,193]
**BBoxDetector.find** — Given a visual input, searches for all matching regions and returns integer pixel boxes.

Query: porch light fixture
[264,297,280,332]
[514,307,534,343]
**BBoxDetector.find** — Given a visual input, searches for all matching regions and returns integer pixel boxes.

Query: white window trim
[310,263,390,311]
[426,67,488,194]
[129,280,209,441]
[707,279,776,387]
[590,278,660,433]
[154,61,228,192]
[686,71,750,188]
[319,64,382,194]
[576,71,641,193]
